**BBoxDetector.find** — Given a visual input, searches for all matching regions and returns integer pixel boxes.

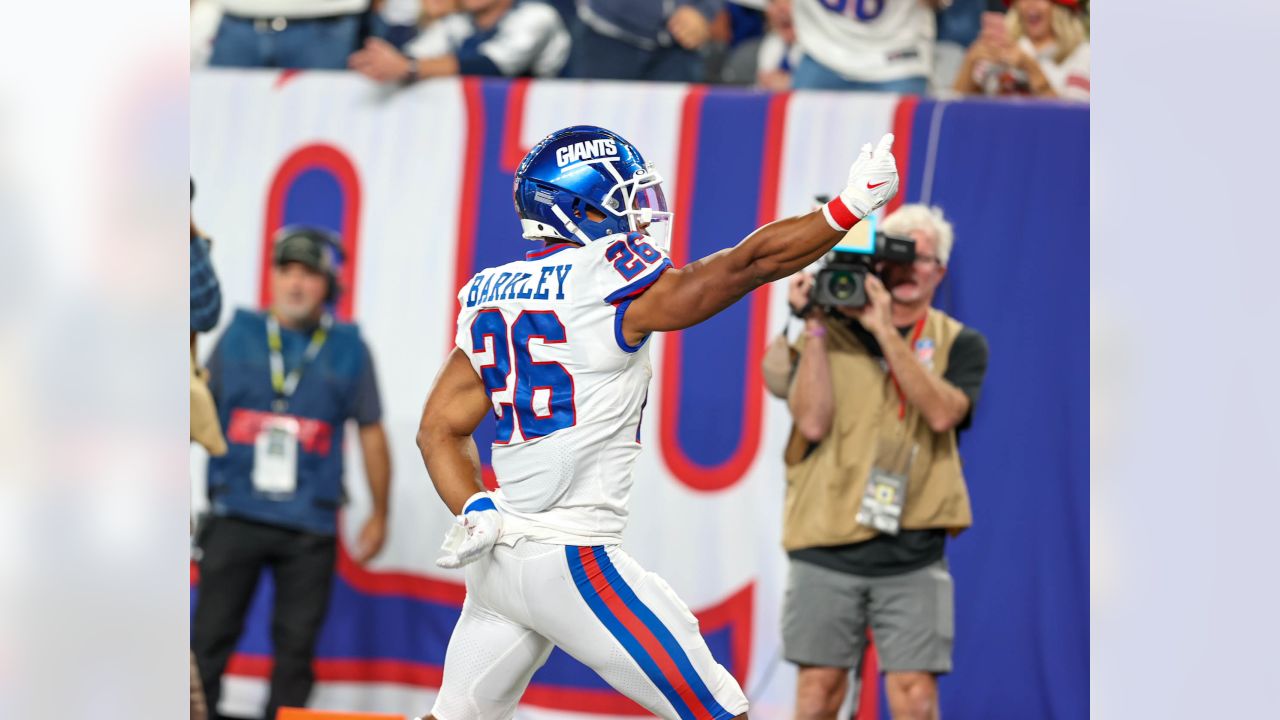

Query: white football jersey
[792,0,935,83]
[454,233,672,546]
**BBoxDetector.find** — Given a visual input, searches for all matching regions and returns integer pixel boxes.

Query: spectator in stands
[756,0,802,90]
[567,0,723,82]
[954,0,1089,101]
[208,0,370,70]
[932,0,1006,94]
[192,227,391,720]
[349,0,569,82]
[702,1,766,83]
[790,0,945,93]
[765,205,988,720]
[719,0,799,88]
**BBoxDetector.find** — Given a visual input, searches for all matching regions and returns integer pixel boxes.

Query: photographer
[768,205,988,720]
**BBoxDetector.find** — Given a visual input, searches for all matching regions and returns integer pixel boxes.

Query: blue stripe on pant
[565,545,734,720]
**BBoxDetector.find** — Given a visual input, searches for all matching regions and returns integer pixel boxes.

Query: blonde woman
[955,0,1090,102]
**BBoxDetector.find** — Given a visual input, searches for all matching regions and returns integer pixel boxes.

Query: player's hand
[435,492,502,569]
[851,274,893,337]
[353,513,387,564]
[668,6,711,50]
[348,37,413,83]
[824,133,899,231]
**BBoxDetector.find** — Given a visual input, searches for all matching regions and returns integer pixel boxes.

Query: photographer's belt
[254,313,331,497]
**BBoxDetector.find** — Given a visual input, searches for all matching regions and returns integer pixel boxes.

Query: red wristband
[823,196,860,232]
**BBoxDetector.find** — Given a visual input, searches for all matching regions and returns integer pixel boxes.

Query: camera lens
[830,272,855,300]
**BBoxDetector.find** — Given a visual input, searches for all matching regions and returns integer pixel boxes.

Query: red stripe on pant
[577,546,714,720]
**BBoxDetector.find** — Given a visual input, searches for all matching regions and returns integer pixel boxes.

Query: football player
[416,125,898,720]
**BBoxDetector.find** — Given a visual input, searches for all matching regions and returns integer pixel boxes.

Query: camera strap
[887,317,927,421]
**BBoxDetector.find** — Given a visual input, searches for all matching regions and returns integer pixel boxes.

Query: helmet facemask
[600,162,673,252]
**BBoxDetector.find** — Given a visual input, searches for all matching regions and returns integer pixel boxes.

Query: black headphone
[271,225,345,304]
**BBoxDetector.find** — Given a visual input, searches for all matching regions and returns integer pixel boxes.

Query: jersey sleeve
[349,340,384,426]
[454,276,481,355]
[476,3,570,77]
[944,326,990,429]
[591,232,674,305]
[405,15,455,59]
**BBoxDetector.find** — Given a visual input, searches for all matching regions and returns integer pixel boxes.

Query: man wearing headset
[192,226,391,720]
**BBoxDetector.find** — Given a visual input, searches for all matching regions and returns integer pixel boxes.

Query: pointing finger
[874,133,895,157]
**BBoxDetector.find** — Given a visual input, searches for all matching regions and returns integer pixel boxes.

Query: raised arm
[623,134,899,345]
[416,347,492,515]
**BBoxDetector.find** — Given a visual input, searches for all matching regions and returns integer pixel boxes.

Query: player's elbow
[416,417,443,459]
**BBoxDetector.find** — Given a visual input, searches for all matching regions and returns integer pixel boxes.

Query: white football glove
[435,492,502,569]
[823,133,900,232]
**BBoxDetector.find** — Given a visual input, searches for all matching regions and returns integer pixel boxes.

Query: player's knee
[795,666,847,720]
[885,672,938,720]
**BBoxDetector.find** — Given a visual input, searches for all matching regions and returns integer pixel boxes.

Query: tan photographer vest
[782,308,973,551]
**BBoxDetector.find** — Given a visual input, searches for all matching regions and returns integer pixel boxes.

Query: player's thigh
[866,560,954,674]
[536,544,748,720]
[782,559,870,670]
[431,598,553,720]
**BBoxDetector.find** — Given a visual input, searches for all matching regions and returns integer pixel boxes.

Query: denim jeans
[792,54,928,94]
[209,13,361,70]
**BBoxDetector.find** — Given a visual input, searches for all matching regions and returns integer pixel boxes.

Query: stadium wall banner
[191,71,1087,720]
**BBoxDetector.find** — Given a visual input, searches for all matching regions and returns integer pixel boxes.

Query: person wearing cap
[954,0,1090,101]
[192,226,391,720]
[764,205,988,720]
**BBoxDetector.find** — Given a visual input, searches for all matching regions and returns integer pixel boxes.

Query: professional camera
[809,205,916,310]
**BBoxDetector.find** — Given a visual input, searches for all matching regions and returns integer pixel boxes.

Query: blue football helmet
[513,125,672,248]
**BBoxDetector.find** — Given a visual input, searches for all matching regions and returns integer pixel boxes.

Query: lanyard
[267,313,331,411]
[888,316,927,421]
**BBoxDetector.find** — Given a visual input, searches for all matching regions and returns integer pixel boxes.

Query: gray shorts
[782,558,954,674]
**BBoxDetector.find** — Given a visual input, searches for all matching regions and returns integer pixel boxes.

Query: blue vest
[207,309,372,535]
